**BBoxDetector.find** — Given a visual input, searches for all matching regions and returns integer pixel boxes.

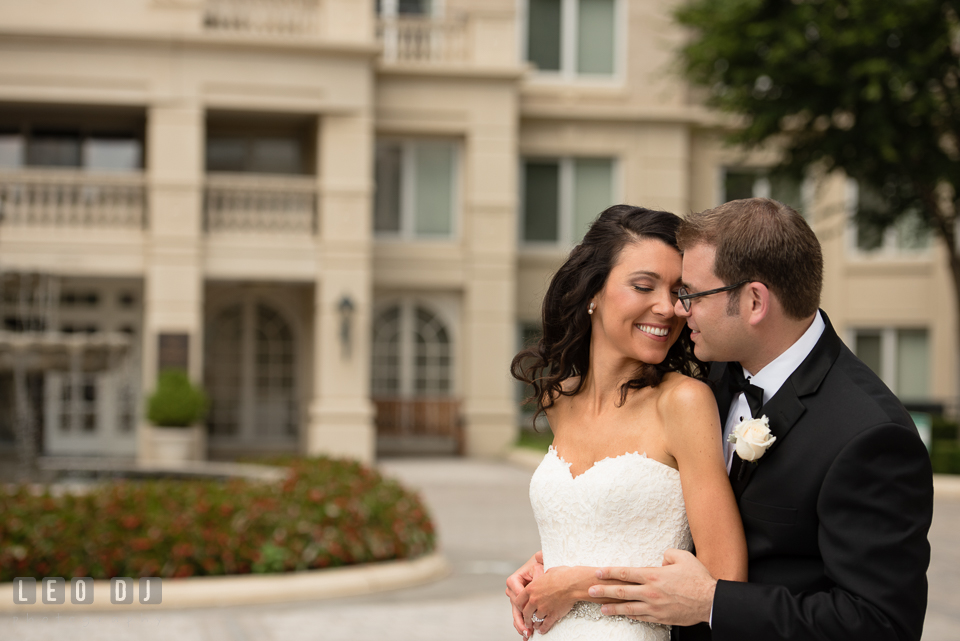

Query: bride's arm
[662,378,748,583]
[518,565,630,634]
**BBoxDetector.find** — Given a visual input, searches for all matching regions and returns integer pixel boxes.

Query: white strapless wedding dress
[529,447,693,640]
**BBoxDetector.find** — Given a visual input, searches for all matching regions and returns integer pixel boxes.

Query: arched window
[206,299,297,443]
[371,301,452,398]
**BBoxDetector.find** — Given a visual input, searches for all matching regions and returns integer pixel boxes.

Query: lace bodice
[528,447,693,640]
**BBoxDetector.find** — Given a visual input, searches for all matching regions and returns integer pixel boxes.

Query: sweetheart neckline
[547,446,680,481]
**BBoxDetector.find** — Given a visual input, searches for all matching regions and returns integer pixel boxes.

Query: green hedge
[0,457,435,582]
[932,439,960,475]
[932,416,960,441]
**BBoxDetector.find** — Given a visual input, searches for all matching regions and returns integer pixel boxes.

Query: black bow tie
[729,366,764,418]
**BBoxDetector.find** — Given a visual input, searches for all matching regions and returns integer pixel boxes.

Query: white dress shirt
[722,311,825,471]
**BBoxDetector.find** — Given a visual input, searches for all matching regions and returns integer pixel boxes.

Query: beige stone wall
[0,0,952,465]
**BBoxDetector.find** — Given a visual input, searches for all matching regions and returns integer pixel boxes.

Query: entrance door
[206,298,298,452]
[371,298,460,454]
[43,281,141,457]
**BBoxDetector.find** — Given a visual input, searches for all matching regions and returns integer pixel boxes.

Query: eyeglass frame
[677,280,751,312]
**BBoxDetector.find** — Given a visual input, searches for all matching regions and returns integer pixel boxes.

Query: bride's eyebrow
[628,270,661,279]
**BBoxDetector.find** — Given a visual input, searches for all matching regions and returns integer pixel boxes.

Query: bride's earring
[587,302,596,315]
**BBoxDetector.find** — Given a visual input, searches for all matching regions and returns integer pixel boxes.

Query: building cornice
[375,62,526,82]
[0,26,381,58]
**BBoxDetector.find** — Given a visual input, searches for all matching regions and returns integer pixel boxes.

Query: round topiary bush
[0,457,436,581]
[147,369,208,427]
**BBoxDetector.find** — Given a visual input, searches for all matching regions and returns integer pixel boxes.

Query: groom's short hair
[677,198,822,320]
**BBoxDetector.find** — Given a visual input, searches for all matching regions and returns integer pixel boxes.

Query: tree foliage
[676,0,960,245]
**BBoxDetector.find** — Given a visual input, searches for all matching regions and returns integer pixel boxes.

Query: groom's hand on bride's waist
[588,549,716,627]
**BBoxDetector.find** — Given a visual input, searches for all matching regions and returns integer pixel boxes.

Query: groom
[508,198,933,640]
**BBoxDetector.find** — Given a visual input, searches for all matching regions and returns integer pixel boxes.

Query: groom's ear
[745,282,770,327]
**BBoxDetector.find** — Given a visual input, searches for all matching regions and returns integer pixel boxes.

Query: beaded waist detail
[567,601,669,630]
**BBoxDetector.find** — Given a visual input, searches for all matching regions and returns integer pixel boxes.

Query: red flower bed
[0,457,435,581]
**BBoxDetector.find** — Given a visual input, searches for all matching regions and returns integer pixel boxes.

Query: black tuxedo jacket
[679,312,933,641]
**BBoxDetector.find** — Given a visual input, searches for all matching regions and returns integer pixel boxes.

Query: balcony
[204,174,317,234]
[377,16,468,64]
[203,0,320,36]
[0,171,146,229]
[374,396,463,455]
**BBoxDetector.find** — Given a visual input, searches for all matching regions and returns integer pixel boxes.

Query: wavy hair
[512,205,703,425]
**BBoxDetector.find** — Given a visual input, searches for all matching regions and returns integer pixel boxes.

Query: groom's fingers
[594,566,652,584]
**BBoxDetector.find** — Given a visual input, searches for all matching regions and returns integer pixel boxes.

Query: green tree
[676,0,960,354]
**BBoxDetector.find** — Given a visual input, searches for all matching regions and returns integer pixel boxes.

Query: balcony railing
[204,174,318,234]
[373,396,463,454]
[0,171,146,229]
[204,0,320,36]
[378,16,468,64]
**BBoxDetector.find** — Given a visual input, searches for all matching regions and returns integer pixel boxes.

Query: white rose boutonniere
[728,415,776,463]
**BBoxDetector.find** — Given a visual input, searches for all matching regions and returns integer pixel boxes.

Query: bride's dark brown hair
[511,204,703,425]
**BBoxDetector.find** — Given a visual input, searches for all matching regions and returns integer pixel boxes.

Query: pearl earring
[587,302,596,315]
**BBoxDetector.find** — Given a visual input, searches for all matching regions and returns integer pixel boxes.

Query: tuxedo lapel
[707,361,735,430]
[728,312,844,500]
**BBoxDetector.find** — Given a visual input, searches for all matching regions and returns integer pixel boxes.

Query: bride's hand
[507,552,544,638]
[521,565,606,635]
[519,566,636,635]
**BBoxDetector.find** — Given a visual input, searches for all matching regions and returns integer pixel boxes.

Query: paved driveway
[3,456,958,640]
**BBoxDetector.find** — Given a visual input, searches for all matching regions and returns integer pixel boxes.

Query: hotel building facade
[0,0,951,464]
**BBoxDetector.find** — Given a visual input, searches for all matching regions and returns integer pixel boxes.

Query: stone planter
[140,424,206,466]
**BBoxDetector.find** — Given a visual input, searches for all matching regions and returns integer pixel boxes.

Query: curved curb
[0,551,450,613]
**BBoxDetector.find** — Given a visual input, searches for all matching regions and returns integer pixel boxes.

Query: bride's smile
[588,237,684,368]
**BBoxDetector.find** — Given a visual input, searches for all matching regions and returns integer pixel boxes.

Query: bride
[507,205,747,640]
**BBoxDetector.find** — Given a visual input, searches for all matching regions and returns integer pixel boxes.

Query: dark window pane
[399,0,430,14]
[27,129,81,167]
[249,137,303,174]
[206,138,247,172]
[524,161,560,242]
[375,141,403,233]
[855,332,882,376]
[528,0,561,71]
[723,170,755,201]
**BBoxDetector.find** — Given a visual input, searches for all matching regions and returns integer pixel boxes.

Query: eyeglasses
[677,280,750,312]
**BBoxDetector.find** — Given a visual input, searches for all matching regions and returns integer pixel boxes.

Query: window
[374,139,457,238]
[522,157,615,244]
[526,0,618,78]
[0,108,145,172]
[0,129,141,171]
[852,328,930,402]
[848,181,931,255]
[205,113,313,176]
[206,136,305,175]
[205,300,298,441]
[372,301,453,397]
[722,169,806,216]
[377,0,432,15]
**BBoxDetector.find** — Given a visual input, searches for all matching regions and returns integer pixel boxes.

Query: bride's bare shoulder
[657,372,716,414]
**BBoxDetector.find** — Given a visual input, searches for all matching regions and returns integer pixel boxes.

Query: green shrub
[147,369,207,427]
[0,457,436,581]
[931,440,960,475]
[932,415,960,441]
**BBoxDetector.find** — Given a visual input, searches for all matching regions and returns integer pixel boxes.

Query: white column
[138,102,204,462]
[461,88,519,457]
[306,111,376,463]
